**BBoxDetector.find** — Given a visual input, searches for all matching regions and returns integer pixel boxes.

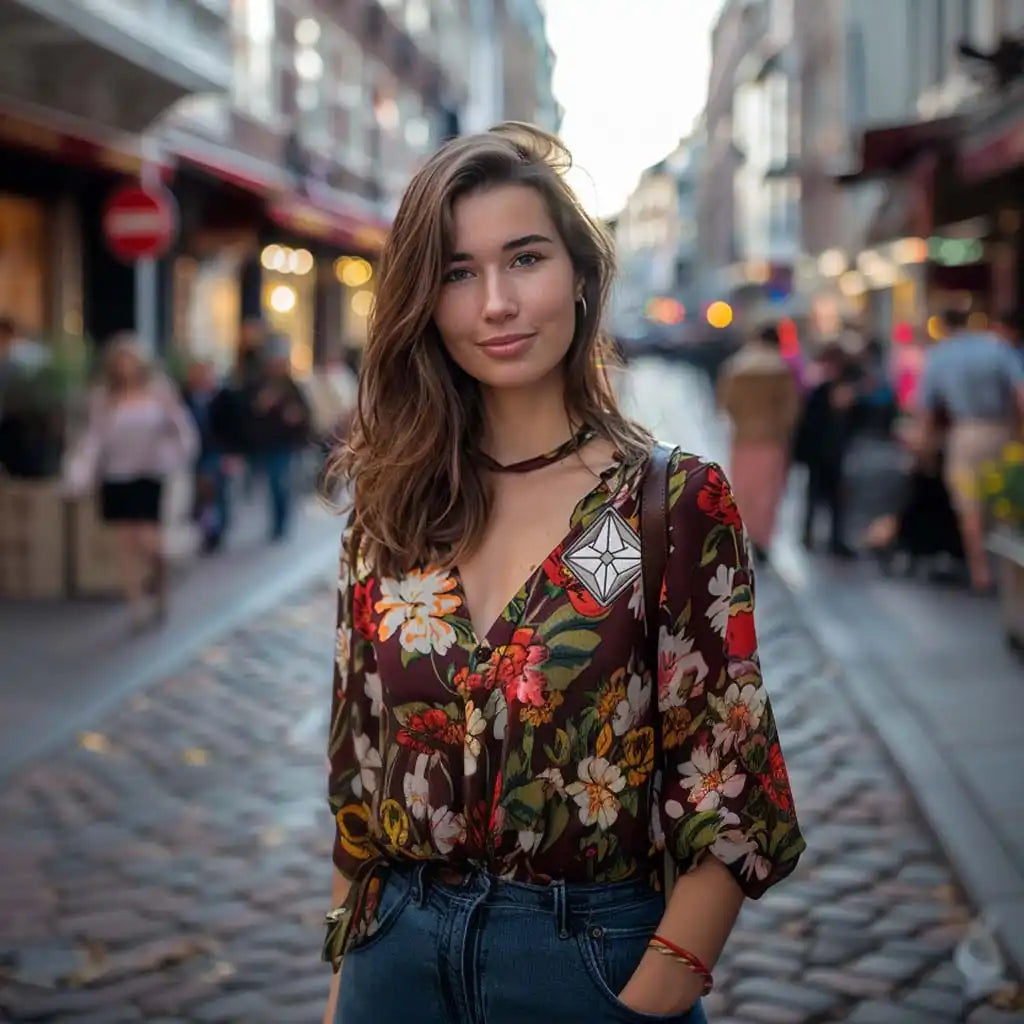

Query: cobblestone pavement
[2,558,1023,1023]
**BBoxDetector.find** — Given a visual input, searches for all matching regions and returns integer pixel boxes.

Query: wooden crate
[0,479,67,599]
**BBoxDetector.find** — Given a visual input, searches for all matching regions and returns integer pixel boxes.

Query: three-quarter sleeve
[327,527,382,879]
[657,457,804,898]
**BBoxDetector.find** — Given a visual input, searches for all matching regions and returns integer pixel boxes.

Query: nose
[481,268,517,322]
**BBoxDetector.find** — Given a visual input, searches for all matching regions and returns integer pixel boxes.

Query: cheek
[433,291,473,354]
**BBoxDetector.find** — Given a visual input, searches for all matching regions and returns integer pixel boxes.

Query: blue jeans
[336,863,707,1024]
[259,449,293,540]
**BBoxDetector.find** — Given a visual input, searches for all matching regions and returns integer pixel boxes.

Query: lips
[477,332,537,358]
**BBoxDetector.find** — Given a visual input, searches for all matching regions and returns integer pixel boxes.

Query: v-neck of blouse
[452,455,631,648]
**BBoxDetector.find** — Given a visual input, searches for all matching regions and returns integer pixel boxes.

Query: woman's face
[111,349,142,386]
[433,184,580,394]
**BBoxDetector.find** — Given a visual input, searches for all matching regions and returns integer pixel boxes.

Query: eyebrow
[449,234,554,263]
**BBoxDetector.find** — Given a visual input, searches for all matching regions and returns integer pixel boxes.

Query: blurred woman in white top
[83,334,198,628]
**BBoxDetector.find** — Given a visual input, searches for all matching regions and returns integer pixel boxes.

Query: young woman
[323,124,805,1024]
[75,334,197,627]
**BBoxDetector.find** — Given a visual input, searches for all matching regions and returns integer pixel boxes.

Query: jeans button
[590,925,604,939]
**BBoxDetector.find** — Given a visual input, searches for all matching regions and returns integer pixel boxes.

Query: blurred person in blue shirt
[917,308,1024,592]
[992,309,1023,368]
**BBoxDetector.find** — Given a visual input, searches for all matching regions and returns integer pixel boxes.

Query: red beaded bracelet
[648,934,714,995]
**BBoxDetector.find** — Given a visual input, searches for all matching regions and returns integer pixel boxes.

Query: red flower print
[352,580,377,640]
[484,627,550,708]
[726,609,758,660]
[453,666,485,698]
[697,466,742,529]
[397,707,464,753]
[542,548,606,617]
[489,770,505,836]
[759,742,793,813]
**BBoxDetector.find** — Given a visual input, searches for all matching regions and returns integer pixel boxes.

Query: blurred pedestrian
[716,323,800,560]
[181,358,233,553]
[244,333,311,542]
[321,124,803,1024]
[793,343,859,558]
[916,308,1024,592]
[64,334,198,629]
[992,309,1024,369]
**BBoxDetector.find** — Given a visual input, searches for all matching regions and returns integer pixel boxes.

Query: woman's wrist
[618,948,705,1014]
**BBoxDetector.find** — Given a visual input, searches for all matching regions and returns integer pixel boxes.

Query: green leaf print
[522,723,535,766]
[542,799,571,851]
[504,747,526,782]
[547,628,603,655]
[678,809,722,855]
[543,728,571,766]
[618,787,640,820]
[503,779,549,831]
[700,524,731,567]
[540,600,591,635]
[392,701,434,726]
[668,465,688,510]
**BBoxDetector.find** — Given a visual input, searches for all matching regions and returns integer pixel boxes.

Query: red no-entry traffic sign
[102,183,178,262]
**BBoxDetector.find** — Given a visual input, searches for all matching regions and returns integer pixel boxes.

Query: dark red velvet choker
[478,426,596,473]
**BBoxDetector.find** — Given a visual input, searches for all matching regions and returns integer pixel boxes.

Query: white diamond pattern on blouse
[562,506,642,607]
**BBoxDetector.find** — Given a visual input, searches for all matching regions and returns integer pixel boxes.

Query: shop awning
[268,191,390,255]
[958,84,1024,183]
[0,0,230,134]
[838,114,962,184]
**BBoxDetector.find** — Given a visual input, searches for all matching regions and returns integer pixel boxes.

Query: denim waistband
[387,860,657,939]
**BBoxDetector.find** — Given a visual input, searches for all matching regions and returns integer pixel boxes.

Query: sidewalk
[645,360,1024,979]
[0,487,342,781]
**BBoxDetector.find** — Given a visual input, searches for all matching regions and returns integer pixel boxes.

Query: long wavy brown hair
[329,122,652,577]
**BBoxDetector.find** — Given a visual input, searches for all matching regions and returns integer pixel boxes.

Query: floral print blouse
[326,449,805,960]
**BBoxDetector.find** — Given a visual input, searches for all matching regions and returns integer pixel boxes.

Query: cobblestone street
[0,565,1019,1022]
[1,362,1023,1023]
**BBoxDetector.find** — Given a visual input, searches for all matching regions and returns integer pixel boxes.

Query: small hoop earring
[577,296,588,320]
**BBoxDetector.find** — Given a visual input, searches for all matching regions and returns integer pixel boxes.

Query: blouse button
[474,644,493,662]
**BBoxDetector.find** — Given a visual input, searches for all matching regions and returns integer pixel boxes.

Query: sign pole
[135,135,162,356]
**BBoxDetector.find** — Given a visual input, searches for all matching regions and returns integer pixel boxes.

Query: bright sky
[543,0,724,217]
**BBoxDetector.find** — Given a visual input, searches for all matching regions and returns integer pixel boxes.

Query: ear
[574,277,585,302]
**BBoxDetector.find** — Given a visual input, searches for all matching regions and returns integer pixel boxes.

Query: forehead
[448,184,559,254]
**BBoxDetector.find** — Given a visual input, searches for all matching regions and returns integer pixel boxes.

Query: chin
[468,354,565,393]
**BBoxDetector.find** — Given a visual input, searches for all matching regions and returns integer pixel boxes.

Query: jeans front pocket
[576,919,704,1024]
[344,871,414,957]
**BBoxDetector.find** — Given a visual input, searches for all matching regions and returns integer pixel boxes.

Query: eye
[442,266,472,284]
[511,252,543,268]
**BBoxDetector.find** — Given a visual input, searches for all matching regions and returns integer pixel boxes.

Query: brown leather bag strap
[641,442,674,648]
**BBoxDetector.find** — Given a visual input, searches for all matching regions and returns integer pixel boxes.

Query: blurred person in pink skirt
[716,324,801,561]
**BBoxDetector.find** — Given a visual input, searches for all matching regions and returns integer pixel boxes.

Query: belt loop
[411,862,428,907]
[552,880,569,939]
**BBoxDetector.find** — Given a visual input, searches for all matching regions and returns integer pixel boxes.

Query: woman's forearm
[618,855,745,1013]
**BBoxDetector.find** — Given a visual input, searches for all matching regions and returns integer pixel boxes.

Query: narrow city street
[1,360,1022,1024]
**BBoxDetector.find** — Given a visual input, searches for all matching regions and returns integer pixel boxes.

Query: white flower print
[463,701,487,777]
[706,564,734,637]
[678,746,746,812]
[518,826,545,854]
[430,805,466,855]
[708,682,766,755]
[352,730,382,798]
[375,569,461,656]
[712,828,771,881]
[537,767,566,796]
[658,626,709,711]
[612,670,651,736]
[485,689,507,741]
[335,628,350,690]
[628,577,644,621]
[364,670,384,718]
[566,756,626,830]
[402,753,430,821]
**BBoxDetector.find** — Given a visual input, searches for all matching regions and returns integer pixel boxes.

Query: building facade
[611,135,704,343]
[0,0,556,373]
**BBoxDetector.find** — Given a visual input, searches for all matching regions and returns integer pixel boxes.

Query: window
[232,0,277,118]
[846,25,867,127]
[294,18,329,146]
